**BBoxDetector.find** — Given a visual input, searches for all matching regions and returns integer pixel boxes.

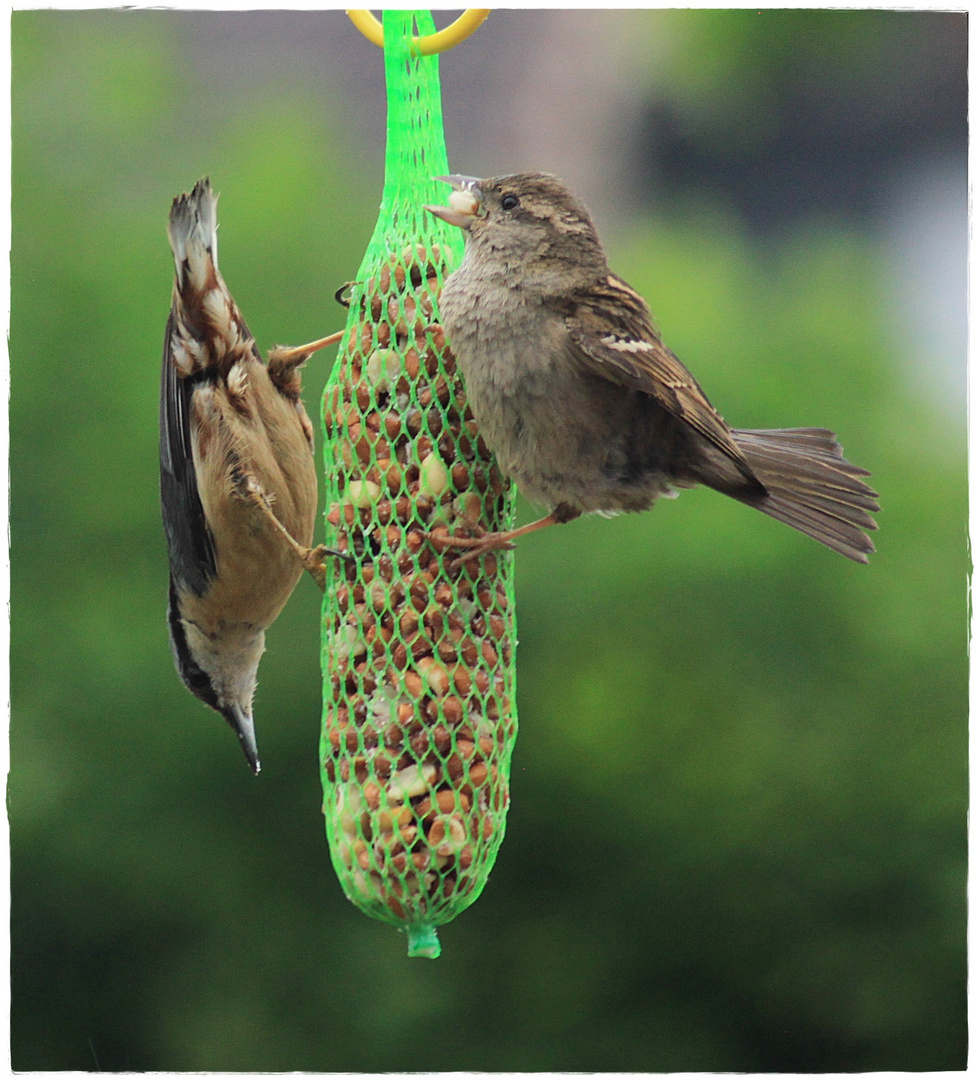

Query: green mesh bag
[319,10,517,960]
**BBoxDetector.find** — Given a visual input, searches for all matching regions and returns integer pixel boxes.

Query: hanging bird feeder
[319,9,515,960]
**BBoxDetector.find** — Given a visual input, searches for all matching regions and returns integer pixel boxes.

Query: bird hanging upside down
[426,172,880,563]
[160,178,341,773]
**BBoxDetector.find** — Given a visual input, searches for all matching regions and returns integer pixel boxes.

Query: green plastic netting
[319,10,518,960]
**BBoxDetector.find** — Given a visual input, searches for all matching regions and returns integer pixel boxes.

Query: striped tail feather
[165,178,257,380]
[167,177,220,289]
[728,427,879,563]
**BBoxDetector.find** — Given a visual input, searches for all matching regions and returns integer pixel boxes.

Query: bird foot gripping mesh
[319,11,517,959]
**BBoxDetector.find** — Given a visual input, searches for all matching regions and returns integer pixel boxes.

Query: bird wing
[159,310,217,597]
[561,273,758,482]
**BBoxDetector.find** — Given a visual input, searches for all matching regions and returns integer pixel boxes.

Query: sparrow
[425,172,879,562]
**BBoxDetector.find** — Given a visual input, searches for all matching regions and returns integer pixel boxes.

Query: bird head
[425,172,608,284]
[168,585,265,774]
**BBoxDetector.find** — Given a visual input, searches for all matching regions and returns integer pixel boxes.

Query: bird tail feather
[728,427,879,563]
[168,177,219,291]
[165,178,256,376]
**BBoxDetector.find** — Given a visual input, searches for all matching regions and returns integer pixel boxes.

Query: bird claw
[303,543,353,591]
[425,526,518,565]
[451,539,517,566]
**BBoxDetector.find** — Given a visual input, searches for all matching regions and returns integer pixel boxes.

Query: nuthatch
[160,178,341,773]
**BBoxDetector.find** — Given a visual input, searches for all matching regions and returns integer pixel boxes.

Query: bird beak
[223,703,261,774]
[425,175,482,230]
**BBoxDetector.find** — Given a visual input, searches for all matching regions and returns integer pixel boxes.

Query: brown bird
[160,178,340,772]
[426,172,879,562]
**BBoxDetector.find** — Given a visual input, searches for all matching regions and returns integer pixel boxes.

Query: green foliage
[9,9,966,1073]
[647,9,946,148]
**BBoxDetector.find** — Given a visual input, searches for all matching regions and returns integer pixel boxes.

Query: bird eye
[500,193,520,211]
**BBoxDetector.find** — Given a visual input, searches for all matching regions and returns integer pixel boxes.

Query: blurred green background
[10,8,967,1072]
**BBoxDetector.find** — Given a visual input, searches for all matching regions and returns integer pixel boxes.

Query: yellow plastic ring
[346,9,490,55]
